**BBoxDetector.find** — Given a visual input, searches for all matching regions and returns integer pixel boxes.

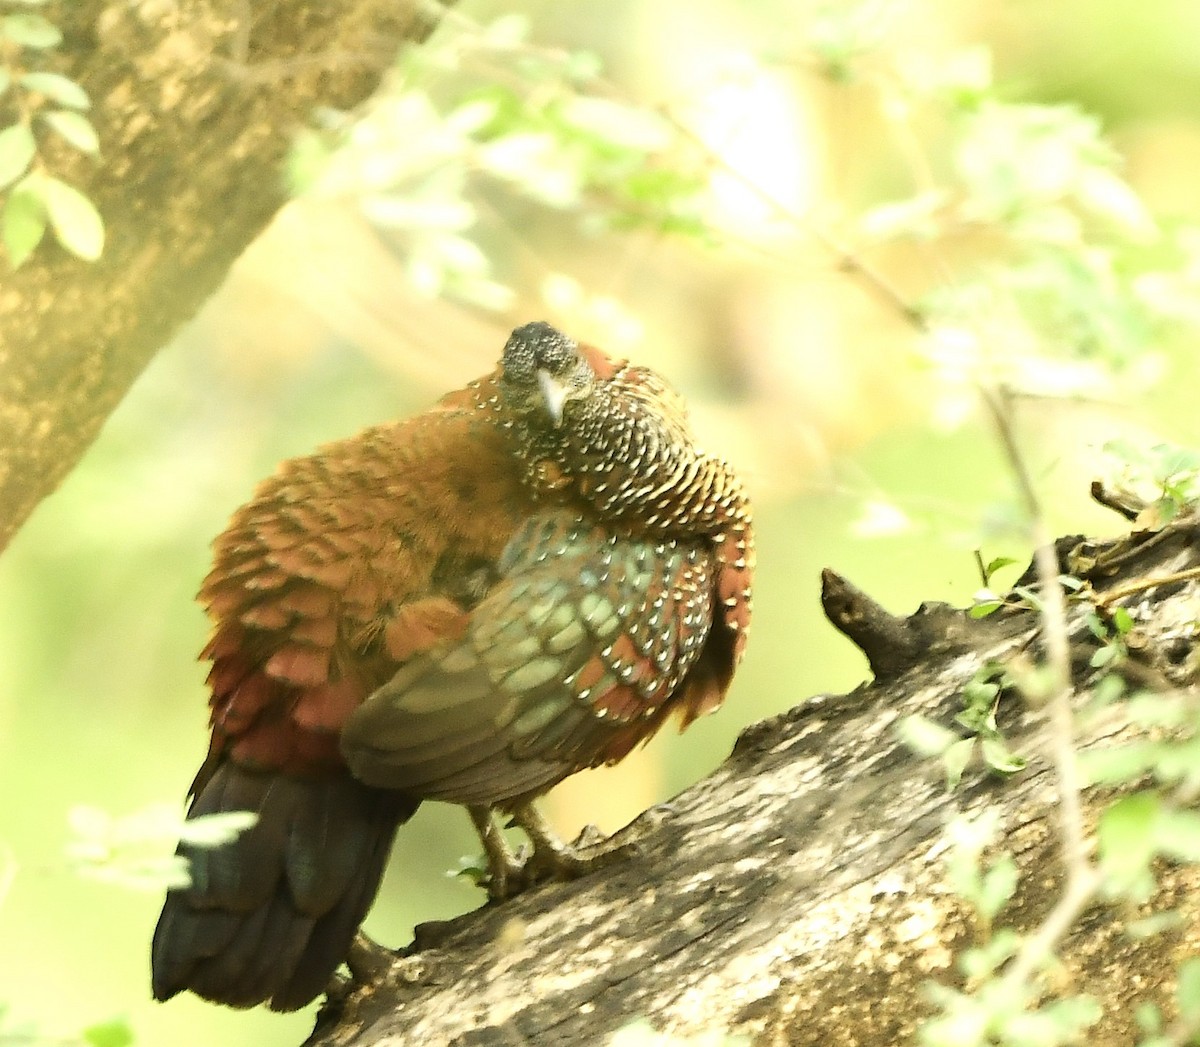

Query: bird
[150,320,754,1012]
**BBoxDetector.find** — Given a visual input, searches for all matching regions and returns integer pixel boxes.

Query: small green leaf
[898,714,959,757]
[41,109,100,153]
[980,737,1026,775]
[1134,1001,1162,1034]
[82,1017,133,1047]
[444,97,500,137]
[1098,791,1159,895]
[917,1003,991,1047]
[1011,585,1044,611]
[1156,443,1200,477]
[286,128,331,195]
[957,929,1020,980]
[1156,809,1200,863]
[1084,612,1108,641]
[448,853,489,886]
[1152,737,1200,782]
[984,555,1019,579]
[1112,607,1134,635]
[558,96,672,151]
[3,179,46,267]
[1087,673,1125,709]
[41,176,104,259]
[1077,742,1158,786]
[968,600,1002,618]
[482,12,530,46]
[2,12,62,47]
[1155,496,1182,522]
[565,49,603,82]
[1126,911,1183,939]
[0,122,36,189]
[1077,166,1156,238]
[977,854,1018,921]
[955,707,985,734]
[962,679,1000,705]
[943,738,975,791]
[20,71,90,109]
[1177,957,1200,1024]
[1126,693,1190,729]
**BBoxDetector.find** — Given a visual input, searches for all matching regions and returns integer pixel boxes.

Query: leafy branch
[0,0,103,266]
[782,7,1200,1046]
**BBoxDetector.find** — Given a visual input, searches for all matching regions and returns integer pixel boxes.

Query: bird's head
[499,321,597,428]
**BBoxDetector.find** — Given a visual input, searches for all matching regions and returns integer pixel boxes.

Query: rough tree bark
[305,510,1200,1046]
[0,0,451,553]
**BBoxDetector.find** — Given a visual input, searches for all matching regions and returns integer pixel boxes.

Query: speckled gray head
[500,322,596,427]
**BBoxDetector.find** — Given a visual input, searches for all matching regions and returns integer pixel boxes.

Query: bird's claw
[484,844,529,901]
[319,932,395,1016]
[346,931,396,983]
[469,804,528,900]
[519,812,633,878]
[471,803,641,899]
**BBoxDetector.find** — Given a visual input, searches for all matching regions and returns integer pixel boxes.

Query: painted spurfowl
[151,321,754,1011]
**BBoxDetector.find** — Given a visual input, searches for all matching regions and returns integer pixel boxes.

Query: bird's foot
[324,932,426,1012]
[469,804,529,900]
[346,931,396,984]
[469,802,643,899]
[319,933,395,1016]
[514,803,637,882]
[472,802,652,898]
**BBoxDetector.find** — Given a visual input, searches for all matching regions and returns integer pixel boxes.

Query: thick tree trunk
[0,0,448,552]
[305,515,1200,1046]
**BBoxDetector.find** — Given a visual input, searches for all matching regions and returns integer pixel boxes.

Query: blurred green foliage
[6,1,1200,1045]
[0,0,104,266]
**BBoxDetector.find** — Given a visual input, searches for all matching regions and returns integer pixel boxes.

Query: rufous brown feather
[152,321,754,1011]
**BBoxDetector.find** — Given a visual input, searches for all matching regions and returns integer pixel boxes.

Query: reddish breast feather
[196,402,524,781]
[154,325,755,1014]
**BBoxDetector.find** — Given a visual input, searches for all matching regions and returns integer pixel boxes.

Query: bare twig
[1089,480,1143,521]
[214,50,393,84]
[1091,519,1191,574]
[1096,565,1200,609]
[998,864,1102,991]
[980,383,1100,992]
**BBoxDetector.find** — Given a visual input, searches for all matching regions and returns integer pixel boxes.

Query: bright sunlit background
[5,1,1200,1044]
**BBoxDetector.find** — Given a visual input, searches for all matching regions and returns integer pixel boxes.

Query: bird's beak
[536,369,570,427]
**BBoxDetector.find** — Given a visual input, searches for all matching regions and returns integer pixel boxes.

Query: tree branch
[0,0,451,552]
[305,517,1200,1046]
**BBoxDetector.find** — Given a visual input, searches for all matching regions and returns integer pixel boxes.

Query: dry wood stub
[307,520,1200,1045]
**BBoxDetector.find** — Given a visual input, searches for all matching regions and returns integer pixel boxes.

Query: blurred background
[5,0,1200,1043]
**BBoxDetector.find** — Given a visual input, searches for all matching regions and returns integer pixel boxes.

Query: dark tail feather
[151,763,416,1012]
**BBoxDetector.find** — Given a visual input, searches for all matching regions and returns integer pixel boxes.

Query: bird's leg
[468,804,526,900]
[345,931,395,984]
[511,802,637,882]
[320,932,392,1013]
[468,803,642,899]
